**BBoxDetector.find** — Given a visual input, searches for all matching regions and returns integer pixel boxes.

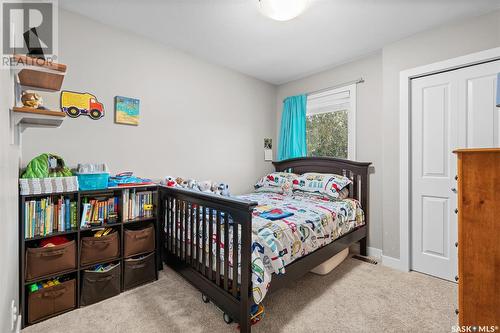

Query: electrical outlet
[10,300,18,332]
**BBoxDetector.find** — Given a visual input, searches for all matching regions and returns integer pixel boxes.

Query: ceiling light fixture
[257,0,310,21]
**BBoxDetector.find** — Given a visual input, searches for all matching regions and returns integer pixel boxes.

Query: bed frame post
[360,237,367,256]
[359,163,369,256]
[158,190,167,266]
[240,209,253,333]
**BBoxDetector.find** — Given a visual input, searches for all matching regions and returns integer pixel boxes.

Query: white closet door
[410,60,500,281]
[411,71,460,281]
[459,61,500,148]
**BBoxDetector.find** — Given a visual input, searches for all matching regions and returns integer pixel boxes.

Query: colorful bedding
[171,191,364,304]
[240,192,364,303]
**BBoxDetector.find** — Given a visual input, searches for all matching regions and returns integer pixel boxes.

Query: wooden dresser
[454,148,500,327]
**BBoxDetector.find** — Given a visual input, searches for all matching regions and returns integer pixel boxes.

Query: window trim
[306,83,356,160]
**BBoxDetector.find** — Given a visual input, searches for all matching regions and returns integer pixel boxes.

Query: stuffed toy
[179,178,196,189]
[21,91,43,108]
[210,182,220,195]
[163,176,177,187]
[218,183,230,196]
[168,176,230,196]
[198,180,212,192]
[176,177,185,186]
[187,179,198,190]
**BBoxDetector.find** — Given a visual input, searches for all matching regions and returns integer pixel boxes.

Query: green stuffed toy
[22,153,73,179]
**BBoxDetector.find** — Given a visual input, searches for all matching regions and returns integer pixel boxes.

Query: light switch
[264,149,273,161]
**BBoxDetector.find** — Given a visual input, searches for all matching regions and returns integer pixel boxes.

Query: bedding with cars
[241,191,364,303]
[169,172,365,304]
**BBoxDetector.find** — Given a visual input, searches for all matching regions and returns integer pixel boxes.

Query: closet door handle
[454,209,458,214]
[451,188,457,193]
[455,275,459,282]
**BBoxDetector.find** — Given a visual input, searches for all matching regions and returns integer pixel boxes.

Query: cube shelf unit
[19,185,162,328]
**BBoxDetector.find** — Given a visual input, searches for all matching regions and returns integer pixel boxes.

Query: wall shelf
[9,55,69,145]
[12,55,67,91]
[13,106,66,117]
[11,107,66,131]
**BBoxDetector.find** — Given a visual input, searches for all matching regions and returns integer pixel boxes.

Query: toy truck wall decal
[60,91,104,120]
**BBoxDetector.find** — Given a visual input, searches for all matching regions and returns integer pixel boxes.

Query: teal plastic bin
[76,173,109,191]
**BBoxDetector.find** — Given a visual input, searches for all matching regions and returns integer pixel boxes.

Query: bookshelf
[19,185,161,328]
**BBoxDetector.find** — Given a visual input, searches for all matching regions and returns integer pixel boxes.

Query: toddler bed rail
[159,157,371,333]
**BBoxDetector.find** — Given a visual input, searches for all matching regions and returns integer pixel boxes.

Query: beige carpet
[23,258,457,333]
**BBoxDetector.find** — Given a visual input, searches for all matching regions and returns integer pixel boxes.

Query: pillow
[293,172,351,199]
[337,187,350,200]
[254,172,298,195]
[292,187,349,201]
[255,185,290,195]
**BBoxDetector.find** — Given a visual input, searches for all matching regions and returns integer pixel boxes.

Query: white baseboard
[381,255,406,271]
[367,247,382,259]
[349,244,382,259]
[15,315,21,333]
[349,244,408,271]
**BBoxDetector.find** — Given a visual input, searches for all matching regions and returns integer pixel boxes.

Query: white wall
[381,9,500,259]
[22,9,277,195]
[0,66,20,330]
[276,9,500,260]
[276,53,384,251]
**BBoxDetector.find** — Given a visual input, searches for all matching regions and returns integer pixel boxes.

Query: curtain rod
[283,77,364,102]
[307,77,364,96]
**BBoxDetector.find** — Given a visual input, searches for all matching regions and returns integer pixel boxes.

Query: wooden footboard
[159,157,371,333]
[159,187,257,332]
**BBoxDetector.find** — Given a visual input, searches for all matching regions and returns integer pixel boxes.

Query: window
[306,84,356,159]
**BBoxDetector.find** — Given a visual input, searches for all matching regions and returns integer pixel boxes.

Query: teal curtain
[278,94,307,160]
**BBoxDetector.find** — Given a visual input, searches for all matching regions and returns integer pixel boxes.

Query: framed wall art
[114,96,140,125]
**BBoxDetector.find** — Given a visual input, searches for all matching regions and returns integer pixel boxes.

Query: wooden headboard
[273,157,371,223]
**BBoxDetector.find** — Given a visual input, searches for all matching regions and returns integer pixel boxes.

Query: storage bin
[19,176,79,195]
[76,172,109,191]
[310,248,349,275]
[25,240,76,280]
[80,263,121,306]
[124,224,155,257]
[80,231,120,266]
[28,278,75,324]
[123,252,156,290]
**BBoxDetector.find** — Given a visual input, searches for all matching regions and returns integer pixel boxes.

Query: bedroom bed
[158,157,371,333]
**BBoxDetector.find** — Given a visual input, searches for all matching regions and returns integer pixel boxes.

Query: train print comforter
[238,192,365,303]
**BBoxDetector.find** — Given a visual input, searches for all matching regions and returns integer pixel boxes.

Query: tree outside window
[306,110,348,159]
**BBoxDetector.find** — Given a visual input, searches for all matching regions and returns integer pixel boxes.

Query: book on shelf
[23,196,77,239]
[80,196,119,228]
[122,189,154,221]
